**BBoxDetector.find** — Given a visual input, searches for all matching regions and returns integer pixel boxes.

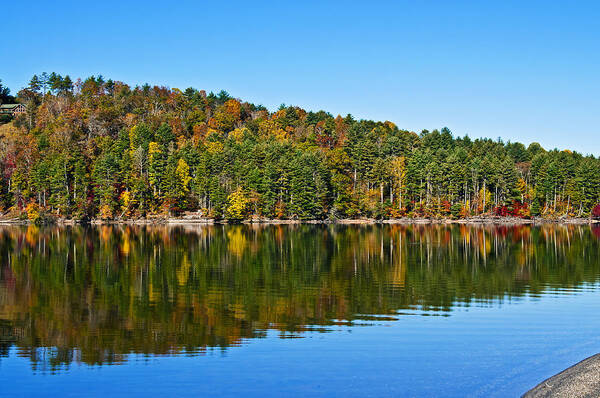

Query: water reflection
[1,224,599,373]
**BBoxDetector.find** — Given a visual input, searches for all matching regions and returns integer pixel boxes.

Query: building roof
[0,104,23,109]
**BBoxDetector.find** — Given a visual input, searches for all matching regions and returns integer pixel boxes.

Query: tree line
[0,73,599,221]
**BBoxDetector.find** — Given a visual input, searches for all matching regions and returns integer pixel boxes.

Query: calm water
[2,224,600,397]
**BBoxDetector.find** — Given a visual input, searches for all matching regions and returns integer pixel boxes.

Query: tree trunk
[482,179,486,213]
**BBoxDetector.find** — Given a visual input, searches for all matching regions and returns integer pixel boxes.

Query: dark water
[2,224,600,397]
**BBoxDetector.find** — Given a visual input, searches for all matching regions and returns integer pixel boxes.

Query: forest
[0,73,599,221]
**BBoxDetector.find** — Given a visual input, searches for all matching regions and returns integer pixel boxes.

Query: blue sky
[2,1,599,154]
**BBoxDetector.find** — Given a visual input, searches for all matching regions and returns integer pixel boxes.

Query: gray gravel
[523,354,600,397]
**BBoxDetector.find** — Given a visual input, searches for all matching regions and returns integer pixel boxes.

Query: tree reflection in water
[1,224,599,372]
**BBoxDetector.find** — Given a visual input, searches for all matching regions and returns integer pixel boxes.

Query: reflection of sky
[3,288,600,397]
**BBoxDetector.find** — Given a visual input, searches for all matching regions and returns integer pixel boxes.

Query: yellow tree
[174,158,192,209]
[226,188,250,221]
[390,156,407,210]
[479,185,492,214]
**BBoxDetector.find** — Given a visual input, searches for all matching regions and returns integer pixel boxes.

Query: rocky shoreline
[523,354,600,397]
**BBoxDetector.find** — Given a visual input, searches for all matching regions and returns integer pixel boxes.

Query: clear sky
[2,1,599,154]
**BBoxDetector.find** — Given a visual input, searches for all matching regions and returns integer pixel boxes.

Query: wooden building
[0,103,26,116]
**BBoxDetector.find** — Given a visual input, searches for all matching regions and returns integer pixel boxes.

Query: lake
[1,224,600,397]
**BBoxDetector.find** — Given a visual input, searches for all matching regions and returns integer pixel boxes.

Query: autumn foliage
[0,72,599,221]
[494,201,529,218]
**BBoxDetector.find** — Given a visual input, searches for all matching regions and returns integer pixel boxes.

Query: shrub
[26,202,40,223]
[450,203,463,219]
[531,199,541,216]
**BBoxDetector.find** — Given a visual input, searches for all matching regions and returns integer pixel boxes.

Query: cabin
[0,103,26,116]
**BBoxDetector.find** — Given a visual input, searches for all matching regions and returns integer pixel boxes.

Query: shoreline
[523,353,600,397]
[1,216,598,226]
